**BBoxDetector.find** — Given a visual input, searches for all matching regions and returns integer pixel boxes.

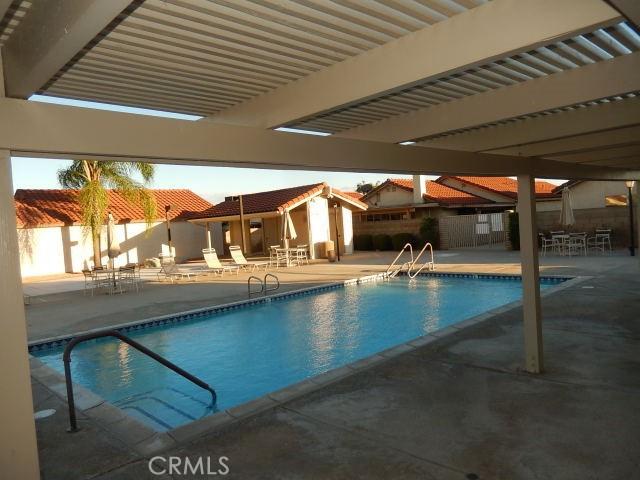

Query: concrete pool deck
[28,250,640,479]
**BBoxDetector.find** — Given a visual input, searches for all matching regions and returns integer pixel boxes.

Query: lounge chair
[157,256,197,282]
[162,263,198,282]
[201,248,240,276]
[228,245,269,271]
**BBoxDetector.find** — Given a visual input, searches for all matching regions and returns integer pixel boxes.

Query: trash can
[325,240,336,262]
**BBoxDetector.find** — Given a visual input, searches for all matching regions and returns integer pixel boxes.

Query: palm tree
[57,160,157,268]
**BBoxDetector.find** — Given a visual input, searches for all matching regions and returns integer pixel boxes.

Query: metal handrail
[248,275,264,297]
[385,243,414,277]
[264,273,280,295]
[408,242,435,278]
[62,330,216,432]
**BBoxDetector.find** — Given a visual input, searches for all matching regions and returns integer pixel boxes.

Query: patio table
[275,247,305,267]
[92,268,125,294]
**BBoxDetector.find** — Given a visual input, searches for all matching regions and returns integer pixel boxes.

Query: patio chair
[82,269,96,296]
[587,229,612,255]
[118,265,141,293]
[229,245,269,271]
[567,233,587,256]
[539,234,557,257]
[201,248,240,276]
[268,245,281,267]
[295,244,309,265]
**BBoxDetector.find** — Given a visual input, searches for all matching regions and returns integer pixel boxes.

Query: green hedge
[419,217,440,249]
[391,232,417,251]
[354,234,373,251]
[508,212,520,250]
[372,234,393,251]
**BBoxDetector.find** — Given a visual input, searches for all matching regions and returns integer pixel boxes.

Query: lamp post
[164,205,173,259]
[333,203,341,262]
[626,181,636,257]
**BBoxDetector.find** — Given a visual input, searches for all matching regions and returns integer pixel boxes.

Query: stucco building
[15,189,219,277]
[190,183,367,259]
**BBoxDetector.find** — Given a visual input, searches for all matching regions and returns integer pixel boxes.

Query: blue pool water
[33,276,560,431]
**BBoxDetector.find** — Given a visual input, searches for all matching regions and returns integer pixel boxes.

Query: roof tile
[14,189,212,228]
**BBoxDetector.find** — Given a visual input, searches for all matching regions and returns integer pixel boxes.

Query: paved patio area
[28,250,639,479]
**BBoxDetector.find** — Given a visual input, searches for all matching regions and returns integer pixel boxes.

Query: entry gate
[440,212,508,249]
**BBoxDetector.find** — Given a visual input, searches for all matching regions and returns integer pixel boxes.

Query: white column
[0,150,40,478]
[206,222,212,250]
[517,174,543,373]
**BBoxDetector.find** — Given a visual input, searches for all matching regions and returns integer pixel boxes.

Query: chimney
[412,175,426,204]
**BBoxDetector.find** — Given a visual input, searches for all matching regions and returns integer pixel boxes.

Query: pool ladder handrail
[62,329,217,432]
[407,242,435,278]
[248,273,280,298]
[386,243,414,278]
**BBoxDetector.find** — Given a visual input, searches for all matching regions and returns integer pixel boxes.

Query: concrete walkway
[29,250,640,479]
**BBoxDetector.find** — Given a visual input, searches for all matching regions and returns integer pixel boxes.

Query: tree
[356,180,380,194]
[57,160,156,268]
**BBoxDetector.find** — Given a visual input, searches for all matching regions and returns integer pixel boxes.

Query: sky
[11,95,563,203]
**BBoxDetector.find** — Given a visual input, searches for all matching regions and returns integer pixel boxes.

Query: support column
[636,181,640,270]
[517,174,543,373]
[206,222,212,250]
[0,150,40,478]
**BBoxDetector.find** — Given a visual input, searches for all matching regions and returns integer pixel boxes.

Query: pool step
[114,387,214,431]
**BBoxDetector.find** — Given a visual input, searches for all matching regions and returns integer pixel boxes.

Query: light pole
[164,205,173,259]
[626,181,636,257]
[333,203,341,262]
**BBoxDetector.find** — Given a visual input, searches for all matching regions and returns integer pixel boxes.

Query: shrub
[372,234,393,251]
[419,217,440,249]
[508,212,520,250]
[391,232,416,251]
[353,234,373,251]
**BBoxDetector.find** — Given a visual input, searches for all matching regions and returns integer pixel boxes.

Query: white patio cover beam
[0,98,638,180]
[209,0,621,128]
[421,96,640,153]
[487,126,640,158]
[338,52,640,143]
[1,0,132,98]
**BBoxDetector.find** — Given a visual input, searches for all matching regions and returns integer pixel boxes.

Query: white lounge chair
[201,248,240,276]
[229,245,269,271]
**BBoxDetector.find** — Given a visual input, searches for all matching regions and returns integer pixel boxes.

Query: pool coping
[29,271,587,455]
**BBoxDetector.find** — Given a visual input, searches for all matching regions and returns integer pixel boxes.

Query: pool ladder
[248,273,280,298]
[62,330,217,432]
[386,242,435,279]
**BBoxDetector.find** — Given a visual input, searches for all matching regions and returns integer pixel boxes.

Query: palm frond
[57,161,87,189]
[105,173,158,230]
[78,179,108,238]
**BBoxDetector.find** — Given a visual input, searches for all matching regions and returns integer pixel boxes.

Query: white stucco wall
[366,186,413,207]
[308,196,330,259]
[18,220,222,278]
[17,226,67,277]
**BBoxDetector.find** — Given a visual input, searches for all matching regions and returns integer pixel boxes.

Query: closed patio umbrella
[282,209,297,248]
[559,187,575,229]
[106,213,120,268]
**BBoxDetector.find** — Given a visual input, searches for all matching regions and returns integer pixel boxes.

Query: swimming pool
[32,274,563,432]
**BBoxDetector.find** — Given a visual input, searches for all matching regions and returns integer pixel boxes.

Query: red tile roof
[342,191,364,200]
[382,178,487,205]
[193,183,367,219]
[14,189,212,228]
[438,176,558,199]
